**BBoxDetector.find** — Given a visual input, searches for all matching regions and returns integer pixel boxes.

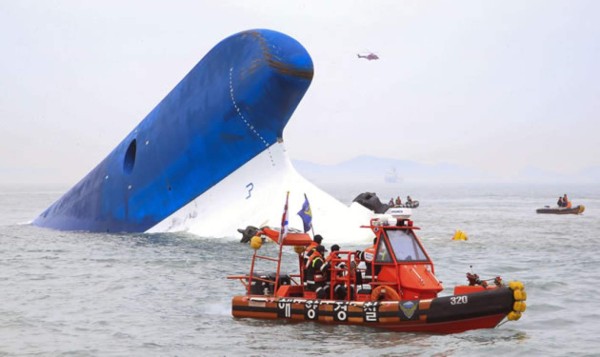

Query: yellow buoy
[452,230,468,241]
[250,236,263,250]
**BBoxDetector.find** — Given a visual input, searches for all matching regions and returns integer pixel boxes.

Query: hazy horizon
[2,1,599,185]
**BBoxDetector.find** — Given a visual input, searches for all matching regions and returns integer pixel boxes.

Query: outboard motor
[352,192,390,214]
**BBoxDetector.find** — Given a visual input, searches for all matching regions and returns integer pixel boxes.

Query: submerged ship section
[33,29,313,233]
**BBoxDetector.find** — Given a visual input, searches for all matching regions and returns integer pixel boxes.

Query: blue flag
[297,194,312,233]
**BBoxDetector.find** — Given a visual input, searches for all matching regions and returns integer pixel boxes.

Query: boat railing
[328,251,360,300]
[288,273,302,286]
[227,274,275,290]
[246,247,282,296]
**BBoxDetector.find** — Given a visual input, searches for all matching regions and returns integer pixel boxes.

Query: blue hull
[33,29,313,232]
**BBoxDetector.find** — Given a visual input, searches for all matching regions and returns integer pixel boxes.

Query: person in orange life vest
[395,196,402,206]
[302,235,323,288]
[306,245,327,297]
[322,244,351,300]
[303,234,323,263]
[563,194,572,208]
[356,238,378,285]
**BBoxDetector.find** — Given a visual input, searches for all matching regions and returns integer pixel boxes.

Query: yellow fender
[505,280,527,321]
[507,311,522,321]
[514,289,527,301]
[513,301,527,312]
[509,281,524,290]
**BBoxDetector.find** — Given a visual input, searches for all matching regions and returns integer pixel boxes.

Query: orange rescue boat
[228,217,526,334]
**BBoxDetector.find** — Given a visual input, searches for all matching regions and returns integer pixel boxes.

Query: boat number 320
[450,295,468,305]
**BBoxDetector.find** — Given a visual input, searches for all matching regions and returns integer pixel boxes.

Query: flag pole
[274,191,290,295]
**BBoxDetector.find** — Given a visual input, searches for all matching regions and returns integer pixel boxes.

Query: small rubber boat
[536,205,585,215]
[352,192,419,214]
[228,215,526,334]
[402,200,420,208]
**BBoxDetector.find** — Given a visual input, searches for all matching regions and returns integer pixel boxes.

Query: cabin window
[386,229,427,262]
[375,239,393,263]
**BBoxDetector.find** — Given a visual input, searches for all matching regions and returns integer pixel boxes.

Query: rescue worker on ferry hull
[306,245,327,298]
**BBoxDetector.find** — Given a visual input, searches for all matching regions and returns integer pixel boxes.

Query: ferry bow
[32,29,376,241]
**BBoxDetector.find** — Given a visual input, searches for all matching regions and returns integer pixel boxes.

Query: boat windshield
[385,229,428,262]
[375,238,393,263]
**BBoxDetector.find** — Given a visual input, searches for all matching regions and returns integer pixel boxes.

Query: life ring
[371,285,401,301]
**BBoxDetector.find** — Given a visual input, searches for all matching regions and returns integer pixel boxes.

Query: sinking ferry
[32,29,375,241]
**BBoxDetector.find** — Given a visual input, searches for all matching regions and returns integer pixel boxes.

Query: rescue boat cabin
[231,216,443,303]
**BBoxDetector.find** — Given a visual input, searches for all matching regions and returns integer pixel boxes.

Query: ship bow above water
[33,29,316,234]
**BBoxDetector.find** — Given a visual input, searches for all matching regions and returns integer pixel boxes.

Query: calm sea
[1,182,599,356]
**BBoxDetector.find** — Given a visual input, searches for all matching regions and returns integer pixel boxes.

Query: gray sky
[1,1,599,185]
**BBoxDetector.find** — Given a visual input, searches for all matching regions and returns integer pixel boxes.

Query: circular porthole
[123,139,137,174]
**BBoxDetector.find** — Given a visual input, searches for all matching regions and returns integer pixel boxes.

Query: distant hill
[292,155,489,184]
[293,156,600,185]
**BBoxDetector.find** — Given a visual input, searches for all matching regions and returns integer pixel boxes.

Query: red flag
[279,191,290,245]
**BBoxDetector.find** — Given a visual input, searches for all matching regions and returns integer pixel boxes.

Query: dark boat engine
[352,192,390,214]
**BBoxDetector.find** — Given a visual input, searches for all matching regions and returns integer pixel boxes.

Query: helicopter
[357,52,379,61]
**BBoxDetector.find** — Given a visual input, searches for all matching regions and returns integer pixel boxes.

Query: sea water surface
[1,182,599,356]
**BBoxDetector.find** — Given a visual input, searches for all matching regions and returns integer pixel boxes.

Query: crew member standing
[303,234,323,263]
[303,235,323,289]
[306,245,327,297]
[357,238,378,286]
[321,244,350,300]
